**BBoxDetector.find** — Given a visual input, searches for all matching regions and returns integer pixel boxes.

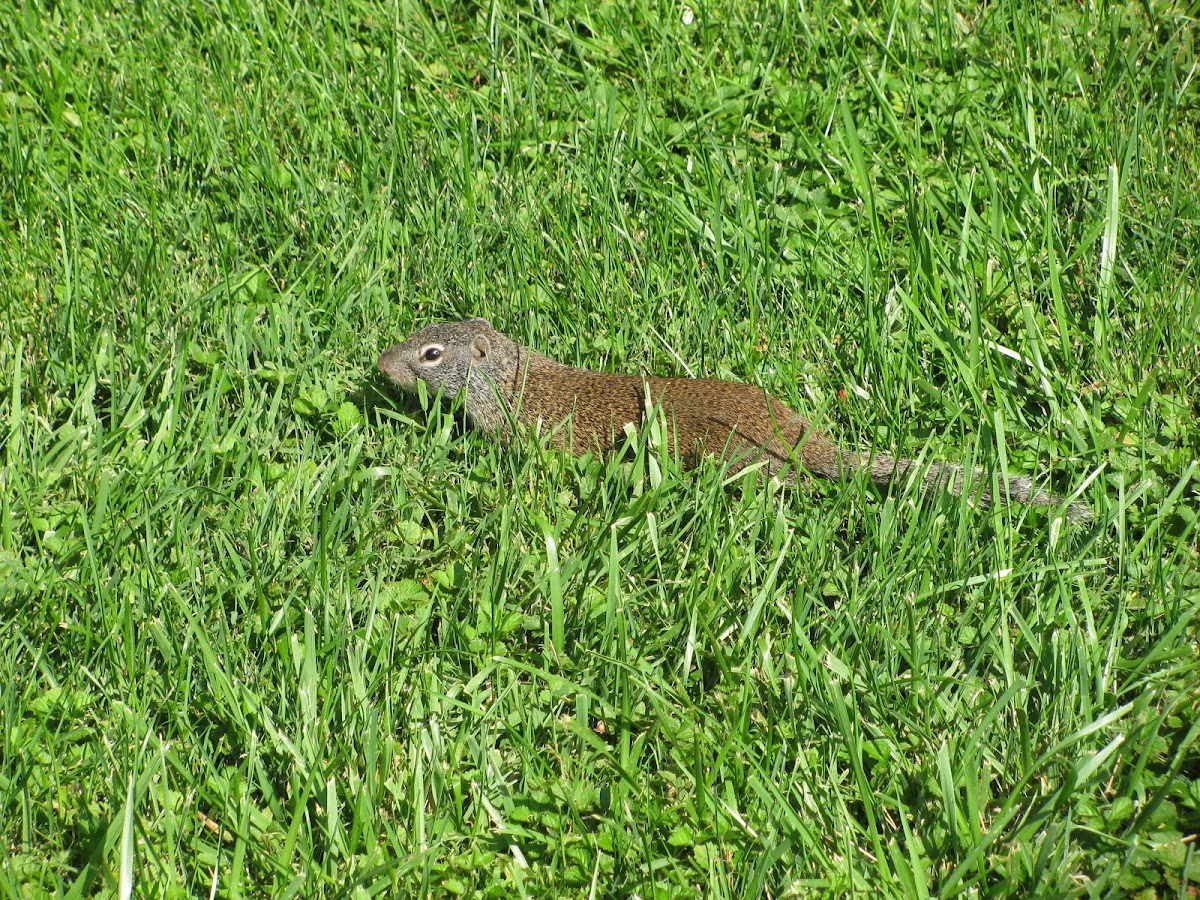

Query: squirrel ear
[471,335,490,361]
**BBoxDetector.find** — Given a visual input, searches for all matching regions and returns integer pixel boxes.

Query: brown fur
[378,318,1093,523]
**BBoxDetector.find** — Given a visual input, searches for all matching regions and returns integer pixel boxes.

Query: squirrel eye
[421,346,442,362]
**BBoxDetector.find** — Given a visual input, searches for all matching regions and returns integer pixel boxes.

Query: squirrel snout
[377,346,416,390]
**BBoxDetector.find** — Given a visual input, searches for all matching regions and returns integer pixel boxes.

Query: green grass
[2,0,1199,895]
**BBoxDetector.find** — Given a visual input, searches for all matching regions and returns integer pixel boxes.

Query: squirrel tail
[848,453,1093,524]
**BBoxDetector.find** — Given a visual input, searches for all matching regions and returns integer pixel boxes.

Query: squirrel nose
[378,347,421,392]
[377,347,406,382]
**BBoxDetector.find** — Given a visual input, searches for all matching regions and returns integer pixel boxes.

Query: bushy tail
[852,453,1093,524]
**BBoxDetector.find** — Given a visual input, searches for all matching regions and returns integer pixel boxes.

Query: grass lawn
[3,0,1199,895]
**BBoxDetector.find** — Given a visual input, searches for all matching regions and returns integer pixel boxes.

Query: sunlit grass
[2,0,1198,896]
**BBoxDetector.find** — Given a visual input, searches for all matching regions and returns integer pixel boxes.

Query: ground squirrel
[378,318,1094,523]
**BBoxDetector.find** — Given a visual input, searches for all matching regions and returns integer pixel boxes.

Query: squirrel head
[378,317,519,432]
